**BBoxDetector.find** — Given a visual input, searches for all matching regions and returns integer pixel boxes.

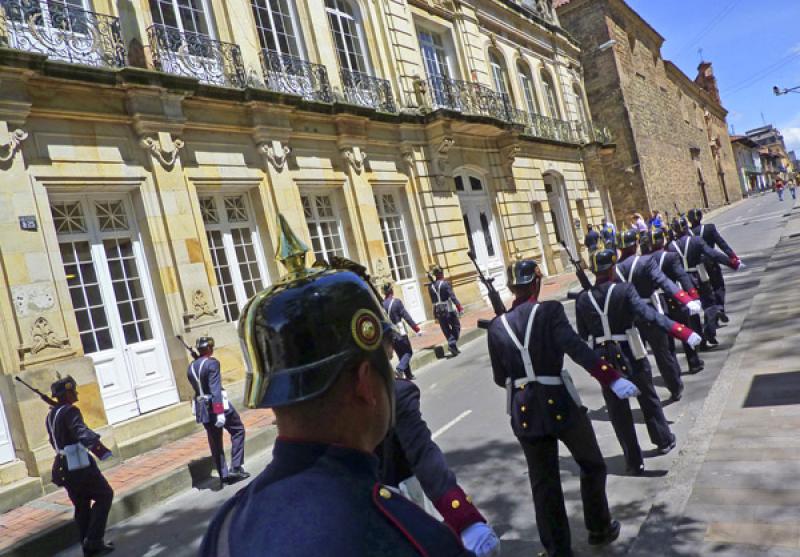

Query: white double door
[0,395,14,464]
[53,195,178,424]
[457,175,506,297]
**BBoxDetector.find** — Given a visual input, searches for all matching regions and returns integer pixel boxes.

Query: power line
[674,0,742,59]
[723,49,800,95]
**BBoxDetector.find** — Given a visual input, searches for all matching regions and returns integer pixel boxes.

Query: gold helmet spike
[276,214,309,275]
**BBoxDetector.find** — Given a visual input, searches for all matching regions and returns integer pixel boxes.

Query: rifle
[560,241,593,292]
[176,335,200,360]
[15,376,57,406]
[466,250,506,330]
[673,202,684,218]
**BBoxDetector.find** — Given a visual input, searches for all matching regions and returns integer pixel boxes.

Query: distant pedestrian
[46,376,115,556]
[428,265,463,356]
[187,337,249,487]
[584,224,601,253]
[600,217,617,249]
[776,179,785,201]
[382,283,421,380]
[631,213,648,232]
[790,181,797,200]
[649,210,664,229]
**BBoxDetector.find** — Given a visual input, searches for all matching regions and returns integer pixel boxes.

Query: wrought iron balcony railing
[573,121,614,144]
[425,76,512,121]
[515,111,578,143]
[340,68,395,113]
[259,49,332,102]
[0,0,125,67]
[147,24,245,88]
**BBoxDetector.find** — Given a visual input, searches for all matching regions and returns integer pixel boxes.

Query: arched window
[488,49,511,100]
[517,61,540,115]
[540,69,561,119]
[251,0,303,58]
[325,0,369,74]
[573,83,589,126]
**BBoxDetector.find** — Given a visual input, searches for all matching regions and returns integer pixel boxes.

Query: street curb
[626,205,794,556]
[409,327,486,372]
[0,425,277,557]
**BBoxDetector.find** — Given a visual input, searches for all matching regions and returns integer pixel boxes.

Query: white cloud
[783,127,800,152]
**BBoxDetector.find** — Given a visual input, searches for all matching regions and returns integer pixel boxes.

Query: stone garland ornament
[139,134,185,168]
[0,128,28,162]
[17,316,70,358]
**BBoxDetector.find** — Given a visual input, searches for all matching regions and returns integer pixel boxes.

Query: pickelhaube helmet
[638,229,653,254]
[620,228,639,249]
[650,227,668,249]
[430,264,444,277]
[238,215,394,409]
[51,375,77,398]
[590,249,618,273]
[671,216,690,237]
[506,259,539,287]
[687,208,703,225]
[195,336,214,353]
[382,283,393,295]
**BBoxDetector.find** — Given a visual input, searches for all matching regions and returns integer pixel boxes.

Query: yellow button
[616,354,621,359]
[521,405,527,412]
[677,326,683,332]
[548,399,555,405]
[379,488,391,499]
[601,365,609,371]
[466,495,473,504]
[451,500,461,509]
[522,421,528,428]
[622,367,628,371]
[556,414,563,421]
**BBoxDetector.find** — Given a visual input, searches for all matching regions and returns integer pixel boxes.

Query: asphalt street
[55,193,793,557]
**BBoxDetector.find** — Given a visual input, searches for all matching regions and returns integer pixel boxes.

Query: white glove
[461,522,501,557]
[736,261,746,271]
[686,300,702,316]
[215,413,226,428]
[687,332,703,348]
[610,378,640,399]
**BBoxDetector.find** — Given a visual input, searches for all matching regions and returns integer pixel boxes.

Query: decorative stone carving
[433,136,455,188]
[190,290,217,320]
[260,140,292,172]
[501,144,522,189]
[12,284,56,318]
[18,316,69,358]
[342,146,368,174]
[373,257,392,289]
[0,128,28,162]
[140,133,184,168]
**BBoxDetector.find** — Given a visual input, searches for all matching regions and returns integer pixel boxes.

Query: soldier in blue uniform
[488,258,640,557]
[46,376,115,556]
[378,374,500,556]
[643,227,706,375]
[576,249,702,475]
[187,336,249,487]
[668,217,741,347]
[428,266,463,356]
[584,224,601,253]
[201,215,476,557]
[687,208,740,322]
[383,284,421,380]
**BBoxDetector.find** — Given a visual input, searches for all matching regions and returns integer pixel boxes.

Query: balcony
[424,76,512,121]
[259,49,332,103]
[340,68,395,113]
[147,24,245,88]
[0,0,125,67]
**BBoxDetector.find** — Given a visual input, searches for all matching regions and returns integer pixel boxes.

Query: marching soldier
[428,265,463,356]
[687,208,740,321]
[202,216,476,556]
[576,249,702,475]
[488,258,640,557]
[668,217,741,346]
[187,337,249,487]
[584,224,601,253]
[382,283,421,380]
[378,373,500,556]
[46,376,115,556]
[643,228,706,374]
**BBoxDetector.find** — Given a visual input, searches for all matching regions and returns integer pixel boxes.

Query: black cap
[590,249,618,273]
[506,259,539,287]
[620,229,639,249]
[51,376,77,398]
[238,215,394,409]
[196,336,214,352]
[687,208,703,225]
[671,216,690,236]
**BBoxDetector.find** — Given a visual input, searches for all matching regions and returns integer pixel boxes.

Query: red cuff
[456,305,463,313]
[90,442,112,460]
[433,485,485,535]
[412,326,420,333]
[212,402,224,414]
[670,322,693,342]
[729,256,740,269]
[674,290,691,305]
[688,288,700,300]
[587,360,622,388]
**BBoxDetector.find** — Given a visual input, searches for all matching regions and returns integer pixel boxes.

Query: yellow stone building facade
[0,0,612,496]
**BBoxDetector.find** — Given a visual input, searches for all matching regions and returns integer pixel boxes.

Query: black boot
[588,520,621,546]
[83,539,115,556]
[225,467,251,484]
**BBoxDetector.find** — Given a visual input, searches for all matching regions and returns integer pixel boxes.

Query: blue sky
[626,0,800,152]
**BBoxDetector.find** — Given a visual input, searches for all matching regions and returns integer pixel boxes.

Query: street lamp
[774,85,800,96]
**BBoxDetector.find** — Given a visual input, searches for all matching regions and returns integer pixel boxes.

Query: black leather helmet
[638,230,653,254]
[650,227,668,249]
[430,265,444,277]
[195,336,214,353]
[590,249,618,273]
[51,375,77,398]
[382,283,393,295]
[620,228,639,249]
[506,259,539,287]
[238,215,394,409]
[671,216,690,237]
[687,208,703,225]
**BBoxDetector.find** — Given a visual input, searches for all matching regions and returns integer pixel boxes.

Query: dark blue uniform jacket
[615,253,682,300]
[383,296,418,334]
[187,355,225,416]
[667,235,731,274]
[691,223,734,257]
